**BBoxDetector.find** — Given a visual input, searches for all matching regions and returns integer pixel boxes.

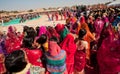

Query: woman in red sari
[97,25,120,74]
[5,26,21,54]
[60,33,76,74]
[74,29,88,74]
[22,27,43,67]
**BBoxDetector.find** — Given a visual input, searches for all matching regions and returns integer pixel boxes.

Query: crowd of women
[0,12,40,24]
[0,7,120,74]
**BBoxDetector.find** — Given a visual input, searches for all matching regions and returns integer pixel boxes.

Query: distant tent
[107,0,120,6]
[58,8,63,11]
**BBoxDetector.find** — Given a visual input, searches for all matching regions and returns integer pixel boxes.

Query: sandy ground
[0,15,65,33]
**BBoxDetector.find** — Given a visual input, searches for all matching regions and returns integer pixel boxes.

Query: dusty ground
[0,15,65,33]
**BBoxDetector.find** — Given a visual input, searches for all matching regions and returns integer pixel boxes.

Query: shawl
[24,48,43,67]
[5,26,21,54]
[46,41,66,74]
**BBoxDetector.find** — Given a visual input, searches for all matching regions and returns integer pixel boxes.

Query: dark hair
[49,36,59,43]
[22,37,34,48]
[78,28,87,39]
[23,26,29,33]
[26,27,36,38]
[5,50,27,73]
[35,26,40,36]
[36,34,47,44]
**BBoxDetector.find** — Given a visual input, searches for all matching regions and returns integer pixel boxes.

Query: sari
[74,40,88,74]
[94,18,104,40]
[97,25,120,74]
[5,26,21,54]
[81,23,95,59]
[24,48,43,67]
[46,41,66,74]
[60,33,76,74]
[47,26,60,41]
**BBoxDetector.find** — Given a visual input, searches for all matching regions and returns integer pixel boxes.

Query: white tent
[108,0,120,6]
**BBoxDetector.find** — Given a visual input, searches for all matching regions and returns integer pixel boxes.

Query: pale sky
[0,0,112,11]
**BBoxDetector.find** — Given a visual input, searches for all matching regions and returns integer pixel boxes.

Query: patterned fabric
[24,48,43,67]
[30,65,45,74]
[74,50,86,71]
[5,26,21,54]
[13,63,45,74]
[46,50,66,74]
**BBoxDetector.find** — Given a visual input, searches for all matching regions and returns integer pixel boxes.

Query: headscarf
[46,41,66,74]
[55,23,64,34]
[47,26,60,39]
[94,18,104,40]
[39,26,47,37]
[80,16,86,24]
[60,26,69,42]
[48,41,61,56]
[60,33,76,64]
[7,26,17,39]
[8,26,16,33]
[70,17,77,25]
[5,26,21,54]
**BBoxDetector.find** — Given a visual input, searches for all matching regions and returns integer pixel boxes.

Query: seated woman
[5,50,45,74]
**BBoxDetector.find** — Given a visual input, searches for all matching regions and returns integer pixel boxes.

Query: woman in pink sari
[94,16,104,40]
[97,25,120,74]
[35,26,49,41]
[60,33,76,74]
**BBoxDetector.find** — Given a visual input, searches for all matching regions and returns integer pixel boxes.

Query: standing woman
[45,39,66,74]
[22,27,45,73]
[74,29,88,74]
[94,16,104,40]
[5,26,21,54]
[60,33,76,74]
[97,25,120,74]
